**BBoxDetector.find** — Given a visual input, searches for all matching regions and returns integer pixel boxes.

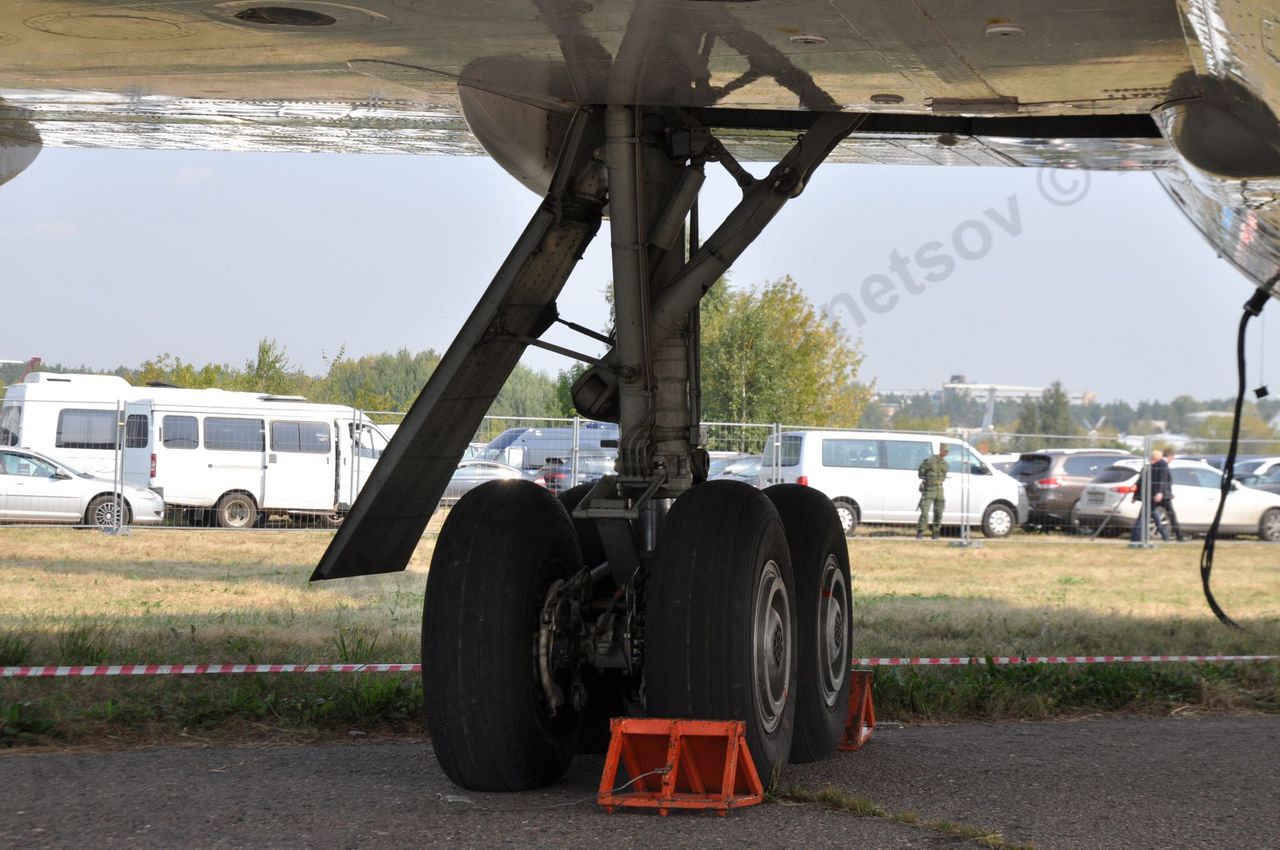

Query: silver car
[0,447,165,526]
[439,460,546,505]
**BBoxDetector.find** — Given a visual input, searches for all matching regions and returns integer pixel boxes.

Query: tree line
[5,273,1273,442]
[4,276,872,427]
[866,382,1280,442]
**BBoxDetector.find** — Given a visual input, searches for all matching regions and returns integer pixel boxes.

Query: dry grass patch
[0,528,434,665]
[0,530,1276,665]
[1,529,1277,745]
[852,540,1280,657]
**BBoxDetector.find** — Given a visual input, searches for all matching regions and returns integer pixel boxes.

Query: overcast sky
[0,146,1273,404]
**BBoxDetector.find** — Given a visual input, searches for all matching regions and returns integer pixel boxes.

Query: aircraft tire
[557,483,606,568]
[763,484,852,763]
[556,482,624,754]
[646,480,797,786]
[422,480,583,791]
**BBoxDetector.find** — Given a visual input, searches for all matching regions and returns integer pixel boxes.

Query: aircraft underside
[3,1,1279,788]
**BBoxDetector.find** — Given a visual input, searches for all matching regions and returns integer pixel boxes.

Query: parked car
[536,453,617,494]
[482,422,619,470]
[708,453,748,478]
[1074,458,1280,540]
[439,460,545,505]
[1233,456,1280,478]
[758,430,1027,538]
[712,454,763,485]
[1238,465,1280,496]
[1007,449,1135,528]
[1182,454,1263,471]
[0,447,165,527]
[982,453,1022,474]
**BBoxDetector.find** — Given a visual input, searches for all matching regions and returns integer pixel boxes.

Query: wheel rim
[1264,511,1280,540]
[816,553,848,708]
[533,566,578,727]
[836,505,854,533]
[225,499,252,527]
[988,507,1012,536]
[93,500,118,527]
[752,559,792,734]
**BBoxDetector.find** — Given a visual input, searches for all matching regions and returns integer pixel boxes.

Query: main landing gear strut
[318,106,858,791]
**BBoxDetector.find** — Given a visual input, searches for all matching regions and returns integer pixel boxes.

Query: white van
[759,430,1028,537]
[121,397,390,527]
[1,373,148,477]
[1,373,390,527]
[483,422,619,469]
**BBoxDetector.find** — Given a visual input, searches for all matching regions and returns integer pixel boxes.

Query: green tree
[939,392,984,428]
[1037,381,1078,437]
[1097,400,1136,434]
[1011,396,1040,447]
[1191,405,1279,451]
[1167,394,1204,433]
[1127,418,1162,436]
[891,413,950,433]
[235,338,301,395]
[308,346,556,418]
[887,393,950,432]
[699,276,870,426]
[128,353,232,389]
[1010,382,1079,440]
[491,364,558,417]
[856,394,887,429]
[554,363,589,417]
[313,348,440,411]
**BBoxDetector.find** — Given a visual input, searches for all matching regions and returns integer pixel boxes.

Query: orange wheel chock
[838,669,876,751]
[597,718,764,816]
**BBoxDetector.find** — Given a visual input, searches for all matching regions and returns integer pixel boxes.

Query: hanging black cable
[1201,281,1275,629]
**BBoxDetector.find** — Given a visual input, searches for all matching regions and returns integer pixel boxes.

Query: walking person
[1130,450,1170,544]
[917,444,949,539]
[1157,449,1184,541]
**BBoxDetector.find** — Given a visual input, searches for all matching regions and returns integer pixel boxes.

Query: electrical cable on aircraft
[1200,278,1277,629]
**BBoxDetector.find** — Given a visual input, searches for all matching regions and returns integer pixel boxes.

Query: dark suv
[1009,449,1135,528]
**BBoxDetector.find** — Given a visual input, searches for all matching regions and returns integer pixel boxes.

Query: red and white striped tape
[3,655,1277,679]
[851,655,1280,666]
[0,663,421,678]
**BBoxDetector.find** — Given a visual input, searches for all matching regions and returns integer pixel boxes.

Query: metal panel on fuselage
[0,1,1193,154]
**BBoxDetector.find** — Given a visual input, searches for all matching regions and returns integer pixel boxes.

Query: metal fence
[3,394,1279,545]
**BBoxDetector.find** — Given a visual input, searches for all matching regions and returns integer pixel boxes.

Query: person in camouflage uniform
[916,444,949,539]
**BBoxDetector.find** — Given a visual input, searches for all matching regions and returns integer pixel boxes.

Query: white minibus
[759,430,1029,537]
[1,373,389,527]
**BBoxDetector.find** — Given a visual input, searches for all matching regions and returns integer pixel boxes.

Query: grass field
[1,527,1277,746]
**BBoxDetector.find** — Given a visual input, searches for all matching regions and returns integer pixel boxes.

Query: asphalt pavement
[1,716,1275,849]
